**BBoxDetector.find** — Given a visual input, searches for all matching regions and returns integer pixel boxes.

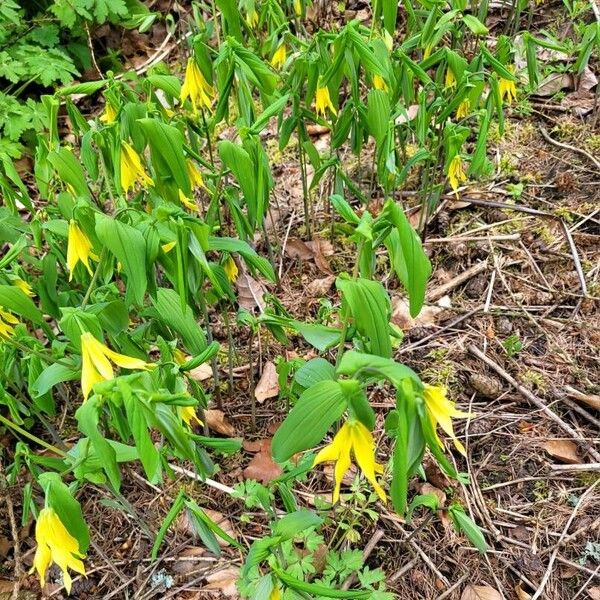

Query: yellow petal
[224,256,238,282]
[180,405,203,427]
[373,74,388,91]
[271,44,286,69]
[161,241,177,253]
[14,278,34,296]
[0,307,18,324]
[178,189,197,211]
[103,346,151,370]
[186,160,205,189]
[350,422,386,502]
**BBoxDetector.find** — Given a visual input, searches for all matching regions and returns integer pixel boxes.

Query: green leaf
[272,380,346,463]
[95,215,147,306]
[449,506,488,553]
[462,14,488,35]
[366,90,390,147]
[31,360,79,397]
[273,510,323,541]
[58,81,107,96]
[272,566,370,598]
[147,75,181,99]
[291,320,341,351]
[336,351,421,387]
[152,490,186,559]
[152,288,206,354]
[0,285,43,324]
[406,493,439,523]
[294,358,336,388]
[47,147,89,199]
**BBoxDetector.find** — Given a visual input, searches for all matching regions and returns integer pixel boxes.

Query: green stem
[81,247,107,309]
[297,125,312,239]
[0,415,66,457]
[6,339,74,370]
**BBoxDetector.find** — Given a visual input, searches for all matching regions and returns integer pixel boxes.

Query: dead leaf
[395,104,419,125]
[588,587,600,600]
[535,72,573,96]
[543,439,581,464]
[460,585,503,600]
[243,438,283,483]
[189,362,213,382]
[254,361,279,403]
[578,66,598,92]
[205,409,235,436]
[285,238,314,260]
[392,296,442,330]
[203,509,237,546]
[236,272,266,312]
[242,439,263,452]
[305,238,334,257]
[565,386,600,411]
[307,275,336,296]
[204,566,240,596]
[0,581,13,594]
[171,547,209,575]
[306,124,330,136]
[419,483,446,507]
[515,584,532,600]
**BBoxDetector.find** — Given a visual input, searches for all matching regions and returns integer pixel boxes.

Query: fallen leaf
[515,584,532,600]
[392,296,442,330]
[543,440,581,464]
[204,566,240,596]
[203,509,237,546]
[254,361,279,403]
[565,386,600,411]
[460,585,503,600]
[578,66,598,92]
[306,123,330,136]
[205,409,235,436]
[285,238,314,260]
[305,238,334,272]
[243,438,283,483]
[395,104,419,125]
[0,581,14,594]
[171,547,209,575]
[189,362,213,382]
[242,439,263,452]
[588,587,600,600]
[419,483,446,507]
[236,272,266,312]
[307,275,336,296]
[535,72,573,96]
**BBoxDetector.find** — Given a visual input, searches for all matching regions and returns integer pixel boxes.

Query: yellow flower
[173,348,187,365]
[161,241,177,253]
[179,405,203,427]
[315,85,337,117]
[373,74,388,91]
[499,68,517,104]
[67,221,99,280]
[99,103,117,124]
[31,507,86,595]
[246,9,259,27]
[294,0,302,16]
[271,44,287,69]
[178,189,197,212]
[422,384,472,456]
[120,142,154,192]
[270,585,281,600]
[447,155,467,193]
[455,98,470,120]
[80,332,153,401]
[313,420,386,504]
[14,278,34,296]
[444,67,456,89]
[224,256,238,282]
[0,307,19,339]
[180,58,214,113]
[187,160,205,189]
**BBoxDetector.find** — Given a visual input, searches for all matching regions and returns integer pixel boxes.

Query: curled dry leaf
[243,438,283,483]
[515,584,533,600]
[188,362,213,382]
[203,566,240,596]
[285,237,314,260]
[205,409,235,436]
[236,272,266,312]
[543,439,581,464]
[587,586,600,600]
[460,585,503,600]
[392,296,443,330]
[307,274,336,297]
[254,361,279,403]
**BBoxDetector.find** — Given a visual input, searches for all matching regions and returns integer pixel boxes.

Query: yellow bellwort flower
[294,0,302,16]
[14,278,34,296]
[99,103,117,124]
[423,384,472,456]
[315,85,337,117]
[80,332,153,401]
[180,58,214,112]
[246,9,259,27]
[313,420,386,504]
[187,160,205,190]
[444,67,456,89]
[447,155,467,193]
[224,256,238,282]
[67,221,99,280]
[31,507,86,595]
[499,67,517,104]
[455,98,470,120]
[0,307,19,339]
[179,404,204,427]
[270,585,282,600]
[178,189,197,212]
[372,74,388,91]
[120,142,154,192]
[271,44,287,69]
[161,241,177,254]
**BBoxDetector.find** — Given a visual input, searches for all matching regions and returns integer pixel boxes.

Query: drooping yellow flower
[294,0,302,16]
[315,85,337,117]
[246,9,259,27]
[99,103,117,124]
[179,404,204,427]
[187,160,205,189]
[373,74,388,91]
[499,68,517,104]
[224,256,238,282]
[14,278,34,296]
[67,221,99,280]
[313,420,386,504]
[120,142,154,192]
[455,98,470,120]
[161,241,177,253]
[447,155,467,193]
[80,332,153,400]
[31,507,86,595]
[270,585,282,600]
[178,189,197,212]
[271,44,287,69]
[173,348,187,365]
[0,307,19,339]
[444,67,456,89]
[181,58,214,113]
[422,384,472,456]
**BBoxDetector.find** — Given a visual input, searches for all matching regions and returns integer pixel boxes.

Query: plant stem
[297,125,312,239]
[0,415,66,457]
[248,329,256,432]
[81,247,107,309]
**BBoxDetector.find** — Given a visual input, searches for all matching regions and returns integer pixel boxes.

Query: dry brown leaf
[420,483,446,507]
[543,439,581,464]
[460,585,503,600]
[565,386,600,411]
[254,361,279,403]
[515,584,532,600]
[242,439,263,452]
[236,273,266,312]
[578,66,598,92]
[188,362,213,382]
[307,275,336,297]
[306,124,331,136]
[285,238,314,260]
[392,296,442,330]
[205,409,235,436]
[536,72,573,96]
[395,104,419,125]
[171,547,209,575]
[588,586,600,600]
[204,566,240,596]
[203,509,237,546]
[243,438,283,483]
